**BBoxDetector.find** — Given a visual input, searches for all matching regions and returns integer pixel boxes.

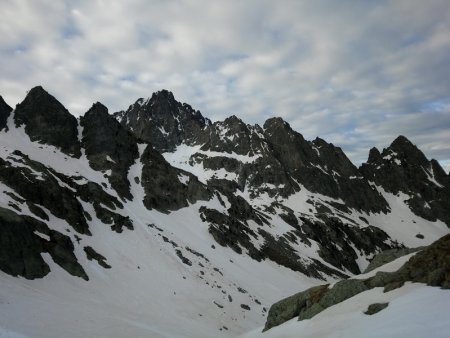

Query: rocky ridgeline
[115,88,449,275]
[0,86,449,282]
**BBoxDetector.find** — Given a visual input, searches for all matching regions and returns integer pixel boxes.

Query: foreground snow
[241,283,450,338]
[0,198,321,338]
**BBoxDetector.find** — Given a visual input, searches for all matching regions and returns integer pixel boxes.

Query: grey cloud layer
[1,0,449,170]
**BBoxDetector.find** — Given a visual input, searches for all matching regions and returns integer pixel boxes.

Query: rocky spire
[0,95,12,131]
[389,135,429,166]
[14,86,81,157]
[80,102,139,200]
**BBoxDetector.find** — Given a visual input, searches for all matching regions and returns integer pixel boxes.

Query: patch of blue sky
[0,44,28,55]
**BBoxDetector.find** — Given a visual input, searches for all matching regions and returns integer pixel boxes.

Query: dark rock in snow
[0,151,90,235]
[140,144,212,213]
[84,246,111,269]
[0,207,88,280]
[364,302,389,315]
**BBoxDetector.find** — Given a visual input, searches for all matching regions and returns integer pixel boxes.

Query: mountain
[0,86,449,338]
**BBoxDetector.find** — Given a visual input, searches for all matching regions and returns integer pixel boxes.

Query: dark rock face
[201,116,268,156]
[81,102,139,200]
[0,207,50,279]
[263,118,389,213]
[264,233,450,331]
[360,135,450,226]
[300,217,395,274]
[0,96,12,131]
[0,151,90,235]
[140,145,212,213]
[14,86,81,157]
[0,207,87,280]
[0,149,132,236]
[115,90,210,152]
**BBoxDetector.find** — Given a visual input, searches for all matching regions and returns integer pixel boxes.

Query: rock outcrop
[140,144,212,213]
[0,206,88,280]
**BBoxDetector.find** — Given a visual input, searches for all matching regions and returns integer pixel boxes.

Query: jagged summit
[115,89,210,152]
[367,146,383,164]
[360,135,450,226]
[85,101,109,118]
[13,85,81,157]
[0,95,12,131]
[388,135,429,165]
[151,88,176,102]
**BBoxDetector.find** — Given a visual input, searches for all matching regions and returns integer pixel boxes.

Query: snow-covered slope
[241,234,450,338]
[241,283,450,338]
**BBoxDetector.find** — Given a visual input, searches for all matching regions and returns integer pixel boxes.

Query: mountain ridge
[0,85,449,337]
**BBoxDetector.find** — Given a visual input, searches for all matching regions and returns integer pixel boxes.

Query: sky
[1,0,449,170]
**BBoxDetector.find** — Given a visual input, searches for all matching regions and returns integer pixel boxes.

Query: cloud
[0,0,449,169]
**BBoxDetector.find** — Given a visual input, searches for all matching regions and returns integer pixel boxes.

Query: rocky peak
[81,102,139,200]
[360,135,450,226]
[83,102,109,120]
[263,117,318,169]
[367,147,382,164]
[13,86,81,157]
[388,135,428,166]
[115,90,210,152]
[151,89,176,103]
[311,137,359,177]
[200,115,267,156]
[263,117,291,133]
[0,95,12,131]
[223,114,244,126]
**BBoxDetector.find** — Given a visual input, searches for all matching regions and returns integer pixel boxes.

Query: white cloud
[0,0,449,169]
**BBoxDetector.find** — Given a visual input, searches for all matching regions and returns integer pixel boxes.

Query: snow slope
[241,249,450,337]
[241,283,450,338]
